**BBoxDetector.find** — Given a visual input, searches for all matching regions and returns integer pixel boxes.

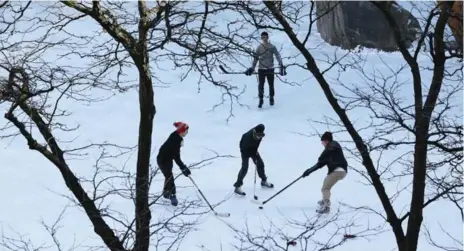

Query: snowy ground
[0,2,462,251]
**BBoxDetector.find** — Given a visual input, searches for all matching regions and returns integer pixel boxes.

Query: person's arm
[272,45,283,67]
[250,45,260,69]
[302,147,330,177]
[174,153,187,170]
[314,147,330,169]
[173,140,187,170]
[254,138,262,156]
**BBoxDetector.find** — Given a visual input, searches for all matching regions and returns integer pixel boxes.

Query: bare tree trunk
[133,3,154,250]
[404,7,450,251]
[60,2,157,250]
[133,61,154,251]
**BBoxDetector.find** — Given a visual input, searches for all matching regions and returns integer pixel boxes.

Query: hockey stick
[188,176,231,217]
[219,65,244,74]
[251,176,303,208]
[252,168,319,208]
[219,65,287,75]
[253,167,258,200]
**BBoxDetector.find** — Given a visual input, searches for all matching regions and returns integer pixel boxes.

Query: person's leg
[266,69,275,105]
[158,158,175,198]
[252,153,273,188]
[162,165,178,206]
[233,153,250,193]
[165,167,176,196]
[257,69,266,108]
[318,170,346,212]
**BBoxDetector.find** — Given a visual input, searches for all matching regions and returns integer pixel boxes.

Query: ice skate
[170,194,178,206]
[261,180,274,188]
[316,200,330,214]
[234,186,246,196]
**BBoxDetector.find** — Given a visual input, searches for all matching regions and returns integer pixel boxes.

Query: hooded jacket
[314,140,348,174]
[239,126,264,156]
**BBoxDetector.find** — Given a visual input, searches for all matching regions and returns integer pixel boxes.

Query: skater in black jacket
[233,124,274,195]
[302,131,348,214]
[157,121,192,206]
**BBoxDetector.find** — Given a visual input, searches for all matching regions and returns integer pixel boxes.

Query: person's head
[320,131,333,147]
[261,31,269,44]
[173,121,189,137]
[253,123,265,140]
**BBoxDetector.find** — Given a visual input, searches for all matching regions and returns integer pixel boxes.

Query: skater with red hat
[157,121,191,206]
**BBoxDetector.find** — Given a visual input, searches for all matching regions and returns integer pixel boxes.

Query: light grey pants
[321,169,346,203]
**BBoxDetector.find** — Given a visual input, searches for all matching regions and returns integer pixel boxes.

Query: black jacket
[157,131,187,169]
[313,140,348,174]
[239,128,262,156]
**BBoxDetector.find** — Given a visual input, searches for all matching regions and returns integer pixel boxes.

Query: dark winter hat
[320,131,333,142]
[261,31,268,37]
[254,124,265,134]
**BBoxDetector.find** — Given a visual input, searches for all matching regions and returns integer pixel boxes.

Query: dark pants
[234,152,267,187]
[157,156,176,196]
[258,68,275,100]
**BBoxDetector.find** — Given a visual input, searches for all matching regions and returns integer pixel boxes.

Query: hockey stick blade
[219,65,244,75]
[214,212,230,217]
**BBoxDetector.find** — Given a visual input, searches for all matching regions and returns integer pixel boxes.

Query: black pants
[157,156,176,195]
[258,68,275,100]
[234,152,267,187]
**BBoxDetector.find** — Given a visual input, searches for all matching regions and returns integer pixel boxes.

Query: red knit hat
[173,122,189,134]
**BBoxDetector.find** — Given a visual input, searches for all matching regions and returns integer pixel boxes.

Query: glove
[181,167,191,177]
[279,66,286,76]
[245,68,254,76]
[302,165,316,177]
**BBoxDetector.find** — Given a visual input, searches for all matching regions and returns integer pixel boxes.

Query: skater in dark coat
[233,124,274,196]
[245,31,285,108]
[157,121,192,206]
[302,131,348,214]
